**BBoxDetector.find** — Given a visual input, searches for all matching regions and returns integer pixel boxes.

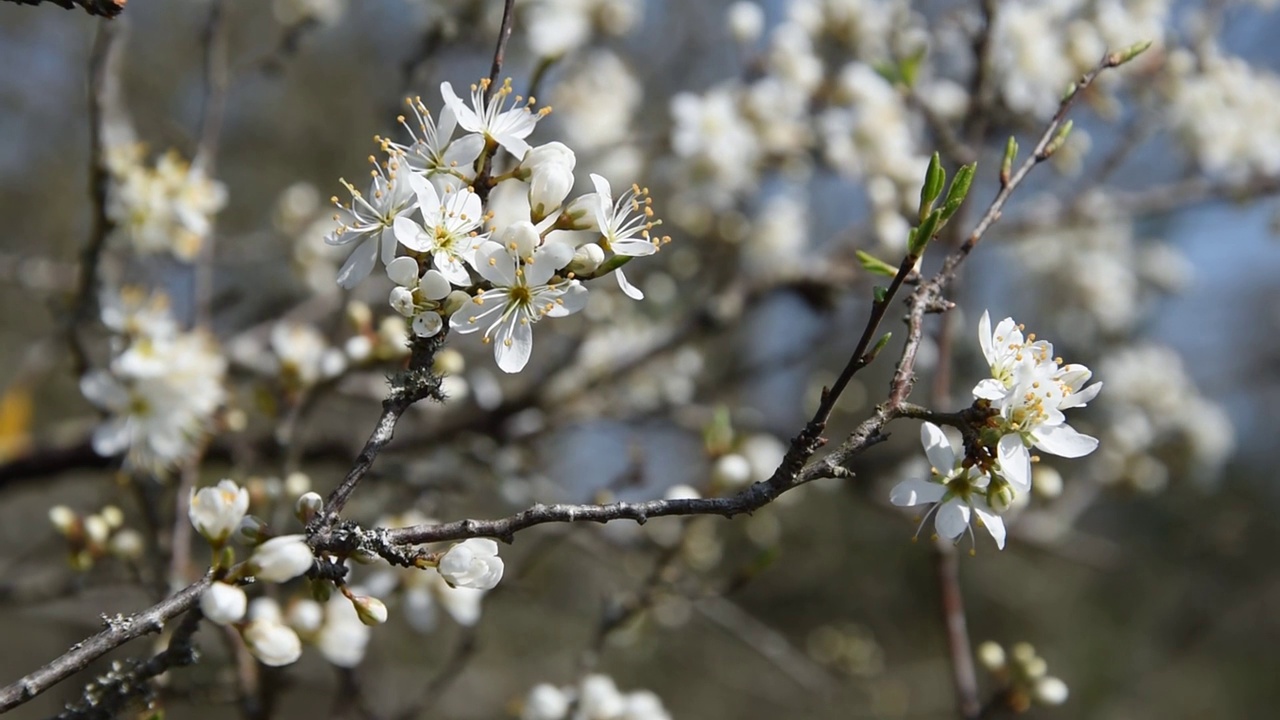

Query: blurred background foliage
[1,0,1280,718]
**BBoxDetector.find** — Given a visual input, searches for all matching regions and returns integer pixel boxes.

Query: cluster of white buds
[80,289,227,471]
[892,312,1101,549]
[105,146,226,262]
[978,640,1070,710]
[325,78,669,373]
[48,504,143,570]
[187,478,389,667]
[521,674,671,720]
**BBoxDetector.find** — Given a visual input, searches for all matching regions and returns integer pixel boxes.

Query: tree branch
[0,575,211,712]
[0,0,125,18]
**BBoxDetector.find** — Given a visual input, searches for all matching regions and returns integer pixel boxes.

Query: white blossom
[523,683,570,720]
[451,226,587,373]
[585,174,661,300]
[248,534,314,582]
[200,581,247,626]
[243,619,302,667]
[524,142,578,220]
[437,538,504,590]
[393,173,487,286]
[442,78,544,160]
[325,154,417,289]
[188,479,250,545]
[316,592,372,667]
[890,423,1008,549]
[391,95,484,181]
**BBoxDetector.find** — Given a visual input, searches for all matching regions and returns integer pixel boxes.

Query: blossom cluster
[325,78,668,373]
[187,481,506,667]
[977,640,1070,710]
[80,289,227,470]
[891,312,1101,549]
[521,674,671,720]
[105,146,226,262]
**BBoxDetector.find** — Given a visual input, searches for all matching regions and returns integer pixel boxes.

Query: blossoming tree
[0,0,1270,718]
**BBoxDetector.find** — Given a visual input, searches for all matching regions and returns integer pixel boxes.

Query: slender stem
[486,0,518,93]
[0,575,211,712]
[68,21,124,379]
[937,546,981,718]
[193,0,230,328]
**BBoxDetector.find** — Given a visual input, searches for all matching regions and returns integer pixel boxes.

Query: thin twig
[486,0,518,92]
[193,0,231,328]
[937,545,980,718]
[0,575,211,712]
[68,21,125,379]
[0,0,124,17]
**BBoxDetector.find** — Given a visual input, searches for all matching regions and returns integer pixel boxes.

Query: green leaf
[910,209,942,256]
[1111,39,1153,66]
[940,162,977,221]
[918,151,945,221]
[900,47,928,88]
[1001,136,1018,184]
[856,250,899,278]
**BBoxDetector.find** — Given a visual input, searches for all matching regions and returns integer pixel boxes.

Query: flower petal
[997,434,1031,493]
[393,216,429,253]
[933,500,971,540]
[972,505,1006,550]
[336,237,379,289]
[615,267,644,300]
[920,422,955,476]
[494,315,533,373]
[890,478,946,507]
[386,256,420,286]
[1033,423,1099,458]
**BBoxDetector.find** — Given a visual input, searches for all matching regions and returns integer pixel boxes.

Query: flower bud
[987,481,1016,514]
[100,505,124,529]
[49,505,79,537]
[189,479,250,546]
[523,683,570,720]
[243,619,303,667]
[349,594,389,626]
[562,193,601,230]
[201,581,248,626]
[248,534,314,582]
[108,529,145,560]
[977,641,1006,671]
[235,515,269,545]
[567,243,605,275]
[437,538,504,590]
[294,492,324,524]
[711,453,752,489]
[390,286,416,317]
[83,514,111,546]
[498,220,541,259]
[345,334,373,363]
[434,348,466,376]
[286,598,325,635]
[1034,676,1069,705]
[442,290,471,316]
[1032,465,1063,500]
[727,2,764,44]
[664,484,701,500]
[524,142,577,221]
[345,300,372,330]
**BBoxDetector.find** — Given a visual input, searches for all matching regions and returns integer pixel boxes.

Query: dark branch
[0,575,211,713]
[0,0,125,19]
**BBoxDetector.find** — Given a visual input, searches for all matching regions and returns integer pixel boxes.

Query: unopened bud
[434,348,466,376]
[977,641,1006,671]
[285,472,311,498]
[295,492,323,523]
[83,514,111,546]
[345,300,373,330]
[442,290,471,316]
[235,515,269,545]
[1011,642,1036,664]
[987,481,1016,513]
[49,505,79,536]
[568,243,605,275]
[108,529,145,560]
[349,594,389,626]
[726,2,764,44]
[1034,676,1069,705]
[100,505,124,529]
[712,453,753,489]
